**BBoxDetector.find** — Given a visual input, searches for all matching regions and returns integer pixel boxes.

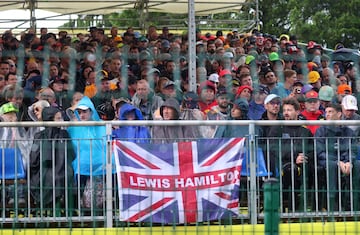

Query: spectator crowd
[0,25,360,214]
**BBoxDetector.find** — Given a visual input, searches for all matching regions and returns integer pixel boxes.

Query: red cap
[305,90,319,101]
[197,80,216,95]
[219,69,231,77]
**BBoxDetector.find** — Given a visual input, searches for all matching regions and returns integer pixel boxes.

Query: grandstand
[1,1,360,235]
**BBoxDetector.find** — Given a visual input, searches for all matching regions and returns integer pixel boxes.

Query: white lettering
[162,179,170,188]
[137,177,145,187]
[227,171,234,181]
[210,175,219,184]
[218,173,226,182]
[175,178,185,188]
[194,176,206,186]
[185,178,195,187]
[129,176,137,186]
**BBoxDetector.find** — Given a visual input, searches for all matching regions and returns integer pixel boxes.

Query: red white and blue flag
[113,138,245,224]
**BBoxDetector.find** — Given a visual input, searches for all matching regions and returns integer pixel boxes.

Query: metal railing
[1,120,360,228]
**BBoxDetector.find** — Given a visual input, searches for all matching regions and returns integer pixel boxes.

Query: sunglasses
[34,107,41,112]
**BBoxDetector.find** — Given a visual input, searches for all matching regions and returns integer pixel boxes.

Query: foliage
[257,0,360,49]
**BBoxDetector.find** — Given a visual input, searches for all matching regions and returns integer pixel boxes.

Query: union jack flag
[113,138,245,224]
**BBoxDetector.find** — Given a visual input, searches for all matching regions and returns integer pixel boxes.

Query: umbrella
[331,48,360,62]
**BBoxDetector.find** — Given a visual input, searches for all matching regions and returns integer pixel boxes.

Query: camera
[294,87,302,94]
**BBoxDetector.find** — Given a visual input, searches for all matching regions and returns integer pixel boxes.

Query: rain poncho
[67,96,110,176]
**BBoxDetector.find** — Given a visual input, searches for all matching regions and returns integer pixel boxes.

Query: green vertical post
[264,178,280,235]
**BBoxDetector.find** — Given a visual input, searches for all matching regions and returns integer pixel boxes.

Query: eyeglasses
[269,101,281,105]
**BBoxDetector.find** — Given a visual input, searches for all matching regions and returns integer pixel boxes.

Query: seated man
[315,103,360,211]
[267,98,314,211]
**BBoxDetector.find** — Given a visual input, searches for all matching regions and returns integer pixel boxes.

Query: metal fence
[1,120,360,233]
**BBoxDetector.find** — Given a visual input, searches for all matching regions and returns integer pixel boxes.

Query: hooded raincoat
[112,103,151,143]
[67,96,109,176]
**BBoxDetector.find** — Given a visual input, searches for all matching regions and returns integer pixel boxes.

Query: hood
[42,106,62,121]
[28,100,51,121]
[160,97,180,120]
[119,103,144,120]
[74,96,100,121]
[232,98,249,119]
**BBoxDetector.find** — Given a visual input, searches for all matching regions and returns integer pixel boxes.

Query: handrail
[0,120,358,127]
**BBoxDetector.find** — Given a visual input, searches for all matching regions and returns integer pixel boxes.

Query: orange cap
[337,84,352,95]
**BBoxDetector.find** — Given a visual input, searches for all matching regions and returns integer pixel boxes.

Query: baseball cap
[114,36,122,42]
[49,75,66,85]
[318,85,334,101]
[183,91,199,109]
[337,84,352,95]
[232,78,240,87]
[139,36,148,42]
[308,71,321,83]
[293,79,304,86]
[216,86,228,97]
[208,73,219,83]
[264,94,281,105]
[245,55,255,65]
[269,52,280,62]
[97,70,109,80]
[148,68,161,75]
[223,52,234,58]
[305,90,319,101]
[341,95,358,111]
[219,69,231,77]
[76,105,90,110]
[0,102,18,115]
[301,84,313,94]
[342,95,358,111]
[162,80,175,89]
[196,41,204,46]
[161,40,170,48]
[198,80,216,94]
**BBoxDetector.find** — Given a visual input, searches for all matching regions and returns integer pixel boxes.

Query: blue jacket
[67,96,110,176]
[315,125,356,167]
[112,104,151,143]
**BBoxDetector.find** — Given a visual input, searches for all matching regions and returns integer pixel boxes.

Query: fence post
[105,123,113,228]
[264,178,280,235]
[249,122,258,224]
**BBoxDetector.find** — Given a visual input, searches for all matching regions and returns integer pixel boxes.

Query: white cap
[208,73,219,83]
[223,52,234,58]
[264,94,280,105]
[341,95,358,111]
[76,105,90,110]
